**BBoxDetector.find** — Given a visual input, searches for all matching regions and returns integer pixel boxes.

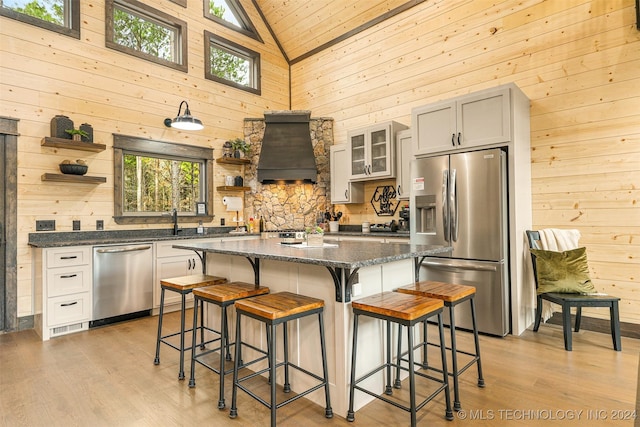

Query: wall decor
[370,185,400,216]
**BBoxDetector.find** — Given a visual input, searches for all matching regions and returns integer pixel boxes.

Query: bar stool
[347,291,453,427]
[188,281,270,410]
[229,291,333,427]
[154,274,227,380]
[396,280,485,411]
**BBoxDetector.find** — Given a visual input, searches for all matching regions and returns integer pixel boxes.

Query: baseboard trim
[547,313,639,339]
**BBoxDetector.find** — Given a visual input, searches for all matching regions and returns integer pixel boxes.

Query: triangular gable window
[205,0,262,42]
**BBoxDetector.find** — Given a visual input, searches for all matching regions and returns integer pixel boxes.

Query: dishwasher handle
[95,245,152,254]
[421,259,498,272]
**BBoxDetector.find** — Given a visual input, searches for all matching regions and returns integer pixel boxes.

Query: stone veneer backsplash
[242,116,333,231]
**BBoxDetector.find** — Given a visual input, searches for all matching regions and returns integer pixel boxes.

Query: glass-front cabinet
[347,121,408,181]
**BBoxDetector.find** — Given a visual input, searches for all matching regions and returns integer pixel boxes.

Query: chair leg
[533,296,543,332]
[610,302,622,351]
[469,298,485,387]
[283,321,291,393]
[449,304,461,411]
[188,296,199,388]
[574,306,582,332]
[178,293,187,380]
[561,303,573,351]
[407,323,417,427]
[269,323,278,427]
[394,324,402,389]
[318,311,333,418]
[385,319,393,395]
[154,288,166,365]
[229,313,242,419]
[437,312,454,421]
[218,305,228,409]
[199,300,205,349]
[346,314,359,422]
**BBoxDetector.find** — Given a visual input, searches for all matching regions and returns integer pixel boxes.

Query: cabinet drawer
[47,265,91,297]
[47,292,91,326]
[46,247,91,268]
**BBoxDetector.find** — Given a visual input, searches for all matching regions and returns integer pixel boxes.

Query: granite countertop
[173,238,449,270]
[28,227,410,248]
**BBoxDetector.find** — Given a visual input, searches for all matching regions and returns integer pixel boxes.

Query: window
[113,135,214,224]
[205,31,261,95]
[0,0,80,38]
[205,0,262,42]
[105,0,187,72]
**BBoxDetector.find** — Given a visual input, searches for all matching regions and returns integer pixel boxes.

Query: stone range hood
[257,111,318,183]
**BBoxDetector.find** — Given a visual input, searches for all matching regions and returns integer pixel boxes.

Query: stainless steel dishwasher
[91,243,154,327]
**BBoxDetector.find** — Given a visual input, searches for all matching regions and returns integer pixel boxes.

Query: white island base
[204,252,418,419]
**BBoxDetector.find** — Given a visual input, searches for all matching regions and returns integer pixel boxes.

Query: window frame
[0,0,80,39]
[113,134,214,225]
[105,0,188,72]
[204,0,263,43]
[204,31,261,95]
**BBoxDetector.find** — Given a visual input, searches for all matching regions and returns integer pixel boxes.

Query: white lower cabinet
[35,246,92,341]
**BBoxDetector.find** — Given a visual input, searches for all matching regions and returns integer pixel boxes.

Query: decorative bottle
[79,123,93,143]
[50,115,74,139]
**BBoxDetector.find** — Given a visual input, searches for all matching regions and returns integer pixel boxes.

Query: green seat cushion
[530,247,596,295]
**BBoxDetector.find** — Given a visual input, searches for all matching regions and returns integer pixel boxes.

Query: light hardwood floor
[1,311,638,427]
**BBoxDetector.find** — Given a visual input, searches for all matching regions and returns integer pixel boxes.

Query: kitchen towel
[222,196,243,211]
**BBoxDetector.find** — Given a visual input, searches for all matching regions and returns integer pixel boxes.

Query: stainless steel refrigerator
[410,148,509,336]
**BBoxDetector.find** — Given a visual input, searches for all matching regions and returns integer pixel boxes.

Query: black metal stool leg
[318,311,333,418]
[394,323,402,389]
[154,288,166,365]
[438,312,454,421]
[407,323,417,427]
[218,304,228,409]
[199,300,205,349]
[229,312,242,419]
[385,319,393,395]
[188,296,199,388]
[178,292,187,380]
[449,303,460,410]
[470,298,485,387]
[283,321,291,393]
[346,313,359,422]
[269,323,278,427]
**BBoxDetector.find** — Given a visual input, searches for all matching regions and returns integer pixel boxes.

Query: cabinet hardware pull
[344,190,348,199]
[60,256,78,259]
[188,259,192,269]
[60,274,78,279]
[457,132,461,145]
[451,133,455,146]
[60,301,78,307]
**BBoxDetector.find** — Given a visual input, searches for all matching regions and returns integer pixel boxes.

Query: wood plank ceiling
[253,0,415,63]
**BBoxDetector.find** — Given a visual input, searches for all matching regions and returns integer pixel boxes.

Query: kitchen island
[173,238,451,417]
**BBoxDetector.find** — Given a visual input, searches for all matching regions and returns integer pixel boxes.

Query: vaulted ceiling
[253,0,416,63]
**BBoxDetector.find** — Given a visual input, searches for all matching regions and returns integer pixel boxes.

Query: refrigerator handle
[450,168,458,242]
[442,169,449,242]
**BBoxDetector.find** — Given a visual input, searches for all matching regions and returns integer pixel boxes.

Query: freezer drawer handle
[422,260,498,272]
[60,301,78,307]
[96,245,152,254]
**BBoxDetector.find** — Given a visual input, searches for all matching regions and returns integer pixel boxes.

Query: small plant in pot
[65,128,89,142]
[230,137,251,158]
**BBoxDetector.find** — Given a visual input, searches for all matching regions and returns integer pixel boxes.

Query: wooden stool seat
[395,280,484,411]
[160,273,227,291]
[348,291,453,427]
[233,291,324,320]
[396,280,476,302]
[189,281,270,409]
[230,291,333,426]
[352,291,444,321]
[154,274,227,380]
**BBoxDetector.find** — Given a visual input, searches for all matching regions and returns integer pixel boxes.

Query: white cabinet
[348,121,408,181]
[412,86,511,156]
[36,246,92,340]
[395,129,412,200]
[330,144,364,203]
[154,239,219,309]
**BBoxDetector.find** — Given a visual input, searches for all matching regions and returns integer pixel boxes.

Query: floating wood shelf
[216,185,251,192]
[216,157,250,165]
[42,137,106,152]
[41,173,106,184]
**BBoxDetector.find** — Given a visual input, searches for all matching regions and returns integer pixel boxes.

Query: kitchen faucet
[172,208,181,235]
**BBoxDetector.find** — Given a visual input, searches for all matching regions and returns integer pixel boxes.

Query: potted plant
[65,128,89,142]
[230,137,251,158]
[305,225,325,247]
